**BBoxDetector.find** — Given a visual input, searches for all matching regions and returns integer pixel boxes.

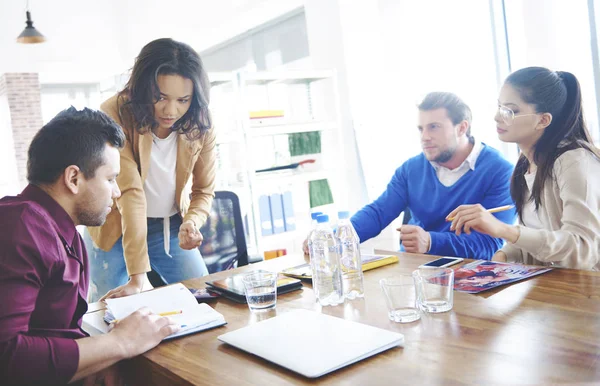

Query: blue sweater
[351,144,516,260]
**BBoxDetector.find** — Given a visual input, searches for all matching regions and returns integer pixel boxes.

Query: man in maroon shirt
[0,107,179,385]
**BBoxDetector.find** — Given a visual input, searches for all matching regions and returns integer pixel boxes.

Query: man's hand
[397,224,431,254]
[109,307,180,359]
[302,238,309,255]
[99,273,145,301]
[179,220,203,250]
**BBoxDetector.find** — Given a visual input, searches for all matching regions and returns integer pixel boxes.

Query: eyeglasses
[497,105,538,126]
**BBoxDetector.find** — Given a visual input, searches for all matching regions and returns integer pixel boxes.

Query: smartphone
[419,256,464,268]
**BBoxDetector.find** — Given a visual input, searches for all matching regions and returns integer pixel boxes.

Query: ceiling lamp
[16,1,46,44]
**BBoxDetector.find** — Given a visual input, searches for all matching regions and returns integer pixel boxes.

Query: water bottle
[305,211,322,256]
[335,211,365,299]
[305,212,322,299]
[309,214,344,306]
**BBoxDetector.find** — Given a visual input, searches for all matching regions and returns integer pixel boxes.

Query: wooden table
[118,252,600,385]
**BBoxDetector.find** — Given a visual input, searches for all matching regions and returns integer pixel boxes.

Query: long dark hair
[507,67,600,221]
[118,38,212,141]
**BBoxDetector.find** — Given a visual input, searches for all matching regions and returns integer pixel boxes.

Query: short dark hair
[119,38,212,141]
[27,107,125,185]
[418,92,473,141]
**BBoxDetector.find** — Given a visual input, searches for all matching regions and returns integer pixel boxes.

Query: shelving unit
[209,69,342,256]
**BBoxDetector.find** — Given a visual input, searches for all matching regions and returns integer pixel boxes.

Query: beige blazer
[87,94,216,275]
[501,148,600,270]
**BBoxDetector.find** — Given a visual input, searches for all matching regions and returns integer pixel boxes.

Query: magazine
[453,260,552,293]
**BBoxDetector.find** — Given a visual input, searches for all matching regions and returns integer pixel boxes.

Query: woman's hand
[179,220,203,250]
[446,204,520,242]
[99,273,146,301]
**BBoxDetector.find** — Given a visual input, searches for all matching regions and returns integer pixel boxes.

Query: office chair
[200,190,250,273]
[147,190,255,287]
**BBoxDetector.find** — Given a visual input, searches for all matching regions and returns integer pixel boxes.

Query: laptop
[218,309,403,378]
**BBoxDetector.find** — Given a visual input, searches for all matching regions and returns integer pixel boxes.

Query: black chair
[199,190,252,273]
[147,191,254,287]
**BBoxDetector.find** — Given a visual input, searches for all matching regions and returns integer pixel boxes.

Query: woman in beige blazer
[85,38,216,301]
[447,67,600,270]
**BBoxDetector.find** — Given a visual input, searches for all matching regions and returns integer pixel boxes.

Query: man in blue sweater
[352,92,515,260]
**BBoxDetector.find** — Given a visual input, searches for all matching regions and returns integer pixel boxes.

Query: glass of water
[412,268,454,313]
[242,271,277,312]
[379,275,421,323]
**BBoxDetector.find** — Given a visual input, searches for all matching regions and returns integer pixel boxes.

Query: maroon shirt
[0,184,89,385]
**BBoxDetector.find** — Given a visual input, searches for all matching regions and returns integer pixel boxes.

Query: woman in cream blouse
[85,38,216,301]
[447,66,600,270]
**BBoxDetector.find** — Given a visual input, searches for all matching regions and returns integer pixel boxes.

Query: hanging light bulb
[16,1,46,44]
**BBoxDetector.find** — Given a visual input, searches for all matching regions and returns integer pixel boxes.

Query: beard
[75,201,109,227]
[433,148,456,164]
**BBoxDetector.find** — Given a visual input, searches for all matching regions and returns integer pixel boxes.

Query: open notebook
[83,283,226,340]
[218,309,403,378]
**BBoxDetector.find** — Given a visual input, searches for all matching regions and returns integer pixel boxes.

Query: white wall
[0,94,19,197]
[201,11,309,72]
[504,0,600,144]
[0,0,303,83]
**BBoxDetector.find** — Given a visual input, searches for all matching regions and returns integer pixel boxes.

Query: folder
[258,195,274,236]
[281,254,399,280]
[281,191,296,232]
[269,193,285,234]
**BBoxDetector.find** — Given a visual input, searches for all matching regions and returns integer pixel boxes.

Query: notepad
[83,283,226,340]
[218,309,403,378]
[281,254,399,280]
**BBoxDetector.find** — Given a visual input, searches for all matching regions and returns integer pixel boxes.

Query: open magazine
[453,260,552,293]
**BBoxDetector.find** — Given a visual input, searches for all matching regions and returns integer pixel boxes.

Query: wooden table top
[119,252,600,385]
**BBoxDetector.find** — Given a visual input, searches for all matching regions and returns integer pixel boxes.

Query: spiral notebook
[83,283,226,339]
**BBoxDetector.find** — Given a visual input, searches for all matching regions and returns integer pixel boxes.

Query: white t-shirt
[430,141,483,187]
[522,171,544,229]
[144,132,179,218]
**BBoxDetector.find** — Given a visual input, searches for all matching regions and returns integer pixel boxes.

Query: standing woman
[447,67,600,270]
[86,38,216,301]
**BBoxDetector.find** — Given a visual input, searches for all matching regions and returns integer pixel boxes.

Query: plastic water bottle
[309,214,344,306]
[306,211,322,299]
[305,211,322,257]
[335,211,365,299]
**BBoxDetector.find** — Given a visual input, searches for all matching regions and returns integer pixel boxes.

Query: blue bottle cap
[316,214,329,223]
[311,211,323,220]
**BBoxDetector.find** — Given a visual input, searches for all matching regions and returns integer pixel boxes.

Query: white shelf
[216,133,244,145]
[254,170,329,188]
[209,72,234,86]
[260,230,304,254]
[250,121,336,137]
[244,70,335,85]
[208,68,340,256]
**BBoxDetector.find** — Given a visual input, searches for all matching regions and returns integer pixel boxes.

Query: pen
[446,204,514,222]
[110,309,182,324]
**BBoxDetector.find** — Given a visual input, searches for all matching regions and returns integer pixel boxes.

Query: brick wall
[0,73,43,188]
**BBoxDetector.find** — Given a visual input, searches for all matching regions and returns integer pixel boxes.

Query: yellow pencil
[110,309,182,324]
[446,205,514,222]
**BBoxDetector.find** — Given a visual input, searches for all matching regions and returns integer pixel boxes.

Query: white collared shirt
[430,141,483,187]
